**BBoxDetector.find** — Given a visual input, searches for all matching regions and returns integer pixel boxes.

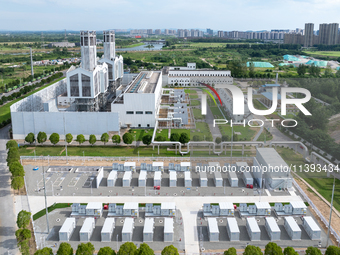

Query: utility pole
[63,114,68,164]
[230,125,233,164]
[326,176,336,247]
[42,166,50,233]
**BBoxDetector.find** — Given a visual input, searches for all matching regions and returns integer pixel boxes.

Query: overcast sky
[0,0,340,31]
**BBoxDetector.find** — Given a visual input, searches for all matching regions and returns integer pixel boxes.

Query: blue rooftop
[261,84,281,87]
[261,92,281,100]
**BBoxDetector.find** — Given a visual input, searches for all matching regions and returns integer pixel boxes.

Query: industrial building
[122,218,134,242]
[246,217,261,241]
[71,202,102,217]
[228,171,238,187]
[123,171,132,187]
[154,171,162,186]
[200,172,208,187]
[265,217,281,241]
[213,171,223,187]
[164,218,174,242]
[184,171,192,187]
[302,216,321,240]
[143,218,155,242]
[107,171,117,187]
[207,218,219,242]
[101,218,115,242]
[274,202,307,216]
[123,203,139,217]
[242,171,253,186]
[169,171,177,187]
[226,218,240,241]
[284,216,302,240]
[59,218,76,242]
[80,218,95,242]
[138,170,147,187]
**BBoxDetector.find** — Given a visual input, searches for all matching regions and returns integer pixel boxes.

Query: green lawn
[257,128,273,142]
[303,51,340,57]
[189,94,198,99]
[190,100,200,106]
[252,99,268,110]
[190,122,213,141]
[192,108,204,120]
[209,106,224,118]
[0,77,64,123]
[33,203,71,221]
[218,125,257,141]
[119,42,145,48]
[184,89,197,94]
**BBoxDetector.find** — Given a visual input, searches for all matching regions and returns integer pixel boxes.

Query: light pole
[326,175,336,247]
[230,125,233,164]
[63,114,68,164]
[42,166,50,233]
[83,151,85,164]
[116,234,119,252]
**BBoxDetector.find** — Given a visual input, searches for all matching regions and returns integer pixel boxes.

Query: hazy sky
[1,0,340,31]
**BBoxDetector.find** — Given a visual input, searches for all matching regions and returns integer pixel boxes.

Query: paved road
[22,194,303,255]
[0,125,19,255]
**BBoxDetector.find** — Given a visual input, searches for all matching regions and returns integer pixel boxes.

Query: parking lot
[24,165,291,198]
[196,210,327,251]
[34,208,185,252]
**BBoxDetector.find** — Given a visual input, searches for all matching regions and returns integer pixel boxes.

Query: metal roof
[265,217,280,232]
[303,216,321,232]
[101,218,115,233]
[200,172,207,179]
[219,202,234,210]
[122,218,134,233]
[123,202,138,210]
[164,218,174,233]
[124,162,136,167]
[184,171,191,179]
[209,162,220,167]
[227,218,240,233]
[60,218,75,233]
[80,218,95,233]
[255,202,271,209]
[247,217,260,232]
[139,170,147,180]
[229,171,238,179]
[261,92,282,100]
[290,201,307,209]
[208,218,219,233]
[285,216,301,232]
[143,218,154,233]
[169,171,177,180]
[86,202,102,210]
[262,84,281,87]
[123,171,132,180]
[256,148,289,168]
[161,202,176,210]
[243,171,253,179]
[181,162,191,167]
[236,162,248,167]
[214,171,222,179]
[153,162,163,167]
[154,171,162,180]
[108,171,117,180]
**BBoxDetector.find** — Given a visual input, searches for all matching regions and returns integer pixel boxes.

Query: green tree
[15,228,31,243]
[305,247,322,255]
[98,246,116,255]
[112,135,121,145]
[215,137,222,144]
[179,132,190,144]
[155,135,166,141]
[89,134,97,146]
[136,243,154,255]
[283,247,298,255]
[7,147,20,164]
[297,64,306,76]
[11,176,24,191]
[161,245,179,255]
[323,65,333,78]
[224,247,237,255]
[243,245,262,255]
[10,162,25,177]
[170,133,179,142]
[25,132,35,144]
[123,133,133,145]
[17,210,31,229]
[37,131,47,144]
[76,242,95,255]
[248,62,255,78]
[335,69,340,78]
[76,134,86,145]
[142,134,152,146]
[222,135,229,141]
[118,242,137,255]
[57,242,73,255]
[6,140,18,150]
[66,133,73,144]
[233,134,239,141]
[192,135,201,141]
[325,245,340,255]
[265,242,282,255]
[49,133,60,145]
[19,240,30,255]
[101,133,109,145]
[34,247,53,255]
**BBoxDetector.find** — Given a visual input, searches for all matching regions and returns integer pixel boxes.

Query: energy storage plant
[214,171,223,187]
[302,216,321,240]
[154,171,162,186]
[107,171,117,187]
[184,171,192,187]
[86,202,103,217]
[200,172,208,187]
[122,218,134,242]
[138,170,147,187]
[123,171,132,187]
[80,218,95,242]
[284,216,302,240]
[226,218,240,241]
[153,162,164,171]
[59,218,76,242]
[228,171,238,187]
[246,217,261,241]
[101,218,115,242]
[254,148,292,189]
[143,218,155,242]
[255,202,271,216]
[164,218,174,242]
[265,217,281,241]
[169,171,177,187]
[123,202,139,217]
[291,201,307,215]
[208,218,219,242]
[124,162,136,171]
[219,202,235,216]
[242,171,253,186]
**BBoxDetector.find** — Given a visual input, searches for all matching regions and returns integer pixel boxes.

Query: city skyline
[1,0,340,31]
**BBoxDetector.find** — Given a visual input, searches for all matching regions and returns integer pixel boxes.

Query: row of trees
[34,242,179,255]
[6,140,25,191]
[15,210,32,255]
[33,242,340,255]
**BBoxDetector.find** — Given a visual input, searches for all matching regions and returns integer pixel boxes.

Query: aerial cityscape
[1,1,340,255]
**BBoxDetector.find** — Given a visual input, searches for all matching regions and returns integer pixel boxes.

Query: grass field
[190,100,200,106]
[303,51,340,57]
[118,42,145,48]
[0,77,65,123]
[190,122,213,141]
[252,99,268,110]
[174,42,254,48]
[218,125,257,141]
[257,128,273,142]
[192,108,204,120]
[189,94,198,99]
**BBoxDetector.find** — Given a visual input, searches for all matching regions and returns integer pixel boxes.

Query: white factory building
[167,63,233,87]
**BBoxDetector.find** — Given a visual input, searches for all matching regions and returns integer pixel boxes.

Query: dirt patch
[28,220,37,254]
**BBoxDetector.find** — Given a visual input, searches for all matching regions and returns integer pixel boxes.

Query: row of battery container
[108,170,192,187]
[207,216,321,242]
[112,162,191,172]
[59,217,174,242]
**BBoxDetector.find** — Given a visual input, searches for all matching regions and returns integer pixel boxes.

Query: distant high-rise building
[178,29,185,37]
[155,29,161,35]
[147,29,153,35]
[164,29,169,35]
[217,31,223,37]
[319,23,339,45]
[207,28,213,36]
[198,31,204,37]
[304,23,314,47]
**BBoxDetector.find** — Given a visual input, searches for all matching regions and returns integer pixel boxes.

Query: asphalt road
[0,125,19,255]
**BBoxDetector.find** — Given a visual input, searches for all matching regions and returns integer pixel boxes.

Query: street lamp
[40,166,50,233]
